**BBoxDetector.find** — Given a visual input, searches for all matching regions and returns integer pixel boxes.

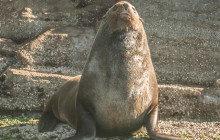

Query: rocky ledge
[0,120,219,140]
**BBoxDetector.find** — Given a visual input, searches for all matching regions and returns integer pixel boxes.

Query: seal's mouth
[104,2,142,32]
[120,12,131,21]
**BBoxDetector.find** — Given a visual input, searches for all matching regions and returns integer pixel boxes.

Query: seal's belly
[90,89,150,132]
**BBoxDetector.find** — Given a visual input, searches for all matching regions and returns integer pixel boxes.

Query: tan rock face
[0,38,18,57]
[0,0,219,121]
[126,0,220,86]
[0,0,78,43]
[0,0,114,43]
[198,88,220,121]
[159,85,220,121]
[16,26,95,76]
[0,69,73,111]
[0,26,95,111]
[214,79,220,88]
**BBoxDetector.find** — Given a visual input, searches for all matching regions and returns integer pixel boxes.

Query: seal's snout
[123,3,129,10]
[103,1,142,32]
[115,3,133,21]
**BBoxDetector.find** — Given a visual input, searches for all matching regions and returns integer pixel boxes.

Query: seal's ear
[139,18,144,23]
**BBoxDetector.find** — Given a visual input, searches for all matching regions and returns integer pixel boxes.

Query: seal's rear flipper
[38,111,59,132]
[144,105,184,140]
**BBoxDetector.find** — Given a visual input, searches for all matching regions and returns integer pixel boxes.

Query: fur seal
[38,1,183,140]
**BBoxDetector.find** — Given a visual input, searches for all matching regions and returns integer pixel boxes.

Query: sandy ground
[0,120,219,140]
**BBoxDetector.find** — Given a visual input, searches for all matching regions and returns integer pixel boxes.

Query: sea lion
[38,1,183,140]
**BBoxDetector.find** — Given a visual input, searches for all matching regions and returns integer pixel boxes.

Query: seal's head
[102,1,143,33]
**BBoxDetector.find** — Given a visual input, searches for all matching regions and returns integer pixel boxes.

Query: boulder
[16,26,95,76]
[0,0,219,121]
[159,85,220,121]
[1,0,219,86]
[0,0,115,43]
[214,79,220,88]
[0,121,219,140]
[1,68,219,120]
[198,87,220,121]
[0,55,15,76]
[0,38,18,57]
[0,0,77,43]
[0,38,18,75]
[127,0,220,86]
[0,69,73,111]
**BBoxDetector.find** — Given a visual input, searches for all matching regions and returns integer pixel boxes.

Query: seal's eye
[112,5,118,11]
[132,7,136,11]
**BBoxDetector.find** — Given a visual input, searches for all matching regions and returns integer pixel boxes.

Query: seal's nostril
[123,4,128,10]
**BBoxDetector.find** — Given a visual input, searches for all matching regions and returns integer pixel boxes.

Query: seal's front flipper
[38,110,59,132]
[144,105,184,140]
[63,103,96,140]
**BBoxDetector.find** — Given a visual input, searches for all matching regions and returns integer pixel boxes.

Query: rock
[159,85,202,120]
[198,88,220,121]
[0,38,19,57]
[1,69,219,121]
[214,79,220,88]
[0,55,16,76]
[0,0,115,43]
[0,0,78,43]
[159,85,220,121]
[16,26,95,76]
[0,124,75,140]
[0,0,219,122]
[0,121,219,140]
[126,0,220,86]
[0,69,73,111]
[1,0,218,86]
[0,56,11,75]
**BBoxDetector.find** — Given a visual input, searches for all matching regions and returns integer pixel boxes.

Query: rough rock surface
[0,55,15,75]
[214,79,220,88]
[0,69,73,111]
[0,121,219,140]
[0,0,114,43]
[127,0,220,86]
[159,85,220,121]
[0,0,219,139]
[16,26,95,76]
[1,68,219,120]
[0,38,18,57]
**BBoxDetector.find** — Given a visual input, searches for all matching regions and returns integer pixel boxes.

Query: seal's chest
[94,93,147,131]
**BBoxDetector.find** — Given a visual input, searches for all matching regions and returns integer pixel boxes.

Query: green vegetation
[133,132,149,138]
[200,135,207,138]
[0,114,39,128]
[178,133,196,139]
[0,115,218,140]
[0,114,39,140]
[180,133,189,138]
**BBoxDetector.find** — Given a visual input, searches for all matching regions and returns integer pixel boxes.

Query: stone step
[0,68,73,111]
[159,84,220,121]
[0,120,219,140]
[0,69,219,120]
